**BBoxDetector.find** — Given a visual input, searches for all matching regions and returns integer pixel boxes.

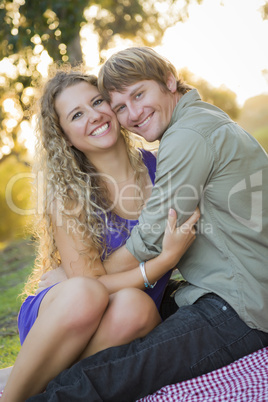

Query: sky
[154,0,268,106]
[83,0,268,107]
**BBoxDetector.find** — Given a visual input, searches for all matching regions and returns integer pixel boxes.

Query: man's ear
[166,73,177,93]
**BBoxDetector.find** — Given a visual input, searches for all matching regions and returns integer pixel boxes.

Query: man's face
[110,79,178,142]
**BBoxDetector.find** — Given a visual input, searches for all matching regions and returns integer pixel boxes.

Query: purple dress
[18,150,172,345]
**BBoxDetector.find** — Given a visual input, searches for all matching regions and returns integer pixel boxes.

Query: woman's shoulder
[139,148,157,183]
[140,148,157,164]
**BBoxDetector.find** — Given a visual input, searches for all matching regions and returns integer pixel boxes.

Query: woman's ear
[166,73,177,93]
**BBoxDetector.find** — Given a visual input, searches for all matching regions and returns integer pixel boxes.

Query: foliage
[252,126,268,153]
[90,0,202,60]
[261,1,268,19]
[237,94,268,134]
[180,72,268,152]
[0,155,34,243]
[0,0,202,62]
[0,0,203,163]
[180,68,240,120]
[236,94,268,152]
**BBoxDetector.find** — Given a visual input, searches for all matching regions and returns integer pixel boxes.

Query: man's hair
[98,46,191,101]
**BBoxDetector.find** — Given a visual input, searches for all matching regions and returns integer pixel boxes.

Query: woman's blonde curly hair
[24,65,147,296]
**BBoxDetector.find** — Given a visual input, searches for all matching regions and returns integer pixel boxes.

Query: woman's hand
[35,266,67,295]
[161,207,200,268]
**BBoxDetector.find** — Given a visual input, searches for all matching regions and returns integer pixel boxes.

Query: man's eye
[72,112,82,121]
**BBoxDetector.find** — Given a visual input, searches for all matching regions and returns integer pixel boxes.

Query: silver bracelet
[139,262,157,289]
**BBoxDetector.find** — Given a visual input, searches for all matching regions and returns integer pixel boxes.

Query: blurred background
[0,0,268,246]
[0,0,268,367]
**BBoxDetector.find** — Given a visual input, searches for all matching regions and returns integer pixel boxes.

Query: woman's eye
[136,92,142,99]
[117,105,126,113]
[72,112,82,121]
[94,99,104,106]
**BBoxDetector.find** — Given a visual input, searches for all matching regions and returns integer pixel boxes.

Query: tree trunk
[68,34,83,66]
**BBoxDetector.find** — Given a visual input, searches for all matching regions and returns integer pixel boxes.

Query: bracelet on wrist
[139,262,157,289]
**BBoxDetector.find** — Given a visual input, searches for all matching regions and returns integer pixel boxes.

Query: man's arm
[105,128,214,273]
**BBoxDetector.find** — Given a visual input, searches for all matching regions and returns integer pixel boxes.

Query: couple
[2,47,268,401]
[1,54,198,401]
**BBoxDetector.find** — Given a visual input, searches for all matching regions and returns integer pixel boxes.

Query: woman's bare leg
[1,277,109,402]
[80,288,161,359]
[0,366,13,392]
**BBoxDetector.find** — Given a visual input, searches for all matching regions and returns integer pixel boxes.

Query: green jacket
[126,89,268,331]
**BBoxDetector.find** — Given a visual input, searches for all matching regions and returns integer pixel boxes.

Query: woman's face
[55,81,121,158]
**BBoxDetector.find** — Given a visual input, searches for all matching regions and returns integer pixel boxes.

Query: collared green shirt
[126,89,268,331]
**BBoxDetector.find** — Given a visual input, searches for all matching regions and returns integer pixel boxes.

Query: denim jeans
[28,292,268,402]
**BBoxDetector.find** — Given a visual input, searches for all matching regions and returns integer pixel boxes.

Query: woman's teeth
[91,123,109,136]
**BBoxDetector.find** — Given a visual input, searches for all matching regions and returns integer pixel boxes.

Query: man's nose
[128,104,142,122]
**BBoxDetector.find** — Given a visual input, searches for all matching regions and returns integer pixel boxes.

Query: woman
[1,67,199,401]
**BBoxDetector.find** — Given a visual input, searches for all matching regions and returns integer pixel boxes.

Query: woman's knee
[109,288,161,340]
[51,277,109,331]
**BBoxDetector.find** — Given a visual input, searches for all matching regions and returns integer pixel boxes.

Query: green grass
[0,336,21,367]
[0,239,35,368]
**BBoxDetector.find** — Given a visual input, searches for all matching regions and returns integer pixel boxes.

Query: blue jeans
[28,292,268,402]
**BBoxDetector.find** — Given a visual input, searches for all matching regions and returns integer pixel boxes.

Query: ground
[0,239,35,368]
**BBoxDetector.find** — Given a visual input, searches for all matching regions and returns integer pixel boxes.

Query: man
[29,47,268,401]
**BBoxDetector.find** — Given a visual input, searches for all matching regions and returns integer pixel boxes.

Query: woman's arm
[36,215,136,291]
[98,208,199,294]
[52,212,106,279]
[38,208,199,294]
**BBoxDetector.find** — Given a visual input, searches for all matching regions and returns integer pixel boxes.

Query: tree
[237,94,268,153]
[0,155,33,242]
[261,1,268,20]
[237,94,268,134]
[0,0,203,163]
[180,69,240,120]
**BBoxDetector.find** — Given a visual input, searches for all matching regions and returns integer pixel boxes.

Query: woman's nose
[88,108,101,123]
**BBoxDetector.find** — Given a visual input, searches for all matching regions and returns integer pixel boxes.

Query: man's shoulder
[157,124,214,170]
[161,122,207,148]
[171,89,232,133]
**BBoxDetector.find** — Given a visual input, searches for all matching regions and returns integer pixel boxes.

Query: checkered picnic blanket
[138,347,268,402]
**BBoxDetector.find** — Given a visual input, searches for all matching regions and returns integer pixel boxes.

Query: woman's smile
[90,122,110,137]
[55,81,121,154]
